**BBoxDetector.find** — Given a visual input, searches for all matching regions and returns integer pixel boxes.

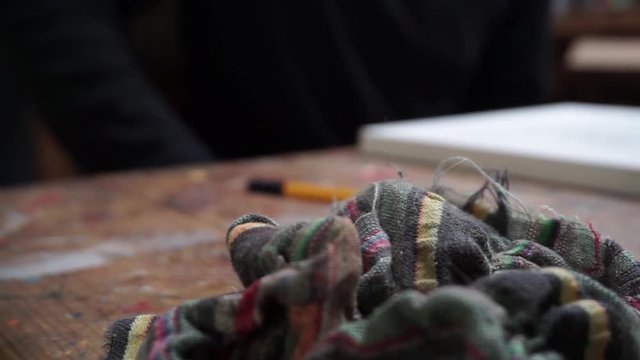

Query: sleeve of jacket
[0,0,213,173]
[465,0,553,111]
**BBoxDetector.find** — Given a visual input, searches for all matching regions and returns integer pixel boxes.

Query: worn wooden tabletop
[1,148,639,359]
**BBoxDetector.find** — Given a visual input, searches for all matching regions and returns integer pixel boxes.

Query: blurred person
[182,0,552,159]
[0,0,213,186]
[0,0,552,186]
[0,50,36,185]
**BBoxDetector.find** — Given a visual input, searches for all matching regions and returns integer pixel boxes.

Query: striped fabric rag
[105,178,640,360]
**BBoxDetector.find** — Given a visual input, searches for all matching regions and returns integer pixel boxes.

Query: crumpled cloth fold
[105,179,640,360]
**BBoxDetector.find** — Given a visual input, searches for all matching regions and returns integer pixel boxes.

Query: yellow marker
[248,179,356,202]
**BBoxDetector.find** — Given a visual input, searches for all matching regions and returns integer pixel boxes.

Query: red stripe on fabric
[290,304,323,360]
[366,228,382,238]
[164,315,171,358]
[235,279,261,337]
[627,296,640,311]
[348,201,359,221]
[363,239,391,270]
[150,313,168,358]
[587,222,602,275]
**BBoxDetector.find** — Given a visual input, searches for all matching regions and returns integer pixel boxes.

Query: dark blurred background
[0,0,640,184]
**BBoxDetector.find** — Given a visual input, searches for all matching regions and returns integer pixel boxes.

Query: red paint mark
[121,300,152,314]
[24,191,63,212]
[7,319,19,327]
[235,279,261,337]
[587,221,602,275]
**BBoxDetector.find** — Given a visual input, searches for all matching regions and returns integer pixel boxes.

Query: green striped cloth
[105,180,640,360]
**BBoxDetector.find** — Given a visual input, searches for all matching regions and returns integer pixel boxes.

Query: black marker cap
[247,179,284,195]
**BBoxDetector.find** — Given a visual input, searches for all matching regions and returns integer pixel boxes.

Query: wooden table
[1,148,639,359]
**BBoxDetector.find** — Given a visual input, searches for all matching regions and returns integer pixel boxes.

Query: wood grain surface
[1,148,639,359]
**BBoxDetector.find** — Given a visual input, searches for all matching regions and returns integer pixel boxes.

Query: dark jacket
[0,0,551,183]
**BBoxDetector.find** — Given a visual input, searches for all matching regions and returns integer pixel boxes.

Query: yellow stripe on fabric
[543,267,580,304]
[415,192,444,292]
[471,199,492,221]
[227,222,274,246]
[123,315,155,360]
[575,300,610,360]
